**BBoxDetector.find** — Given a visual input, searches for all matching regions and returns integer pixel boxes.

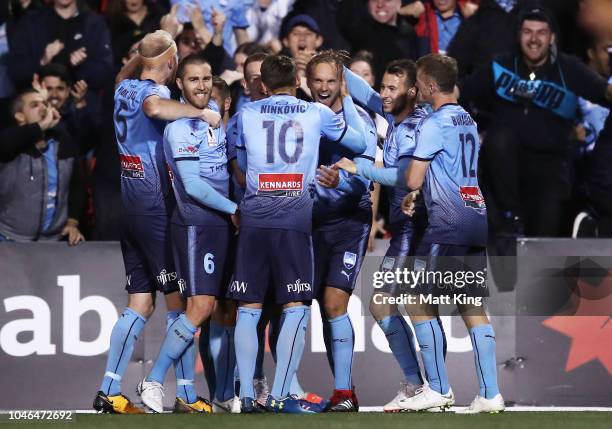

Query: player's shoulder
[165,117,200,139]
[399,106,428,132]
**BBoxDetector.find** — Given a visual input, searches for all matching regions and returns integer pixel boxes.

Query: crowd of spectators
[0,0,611,245]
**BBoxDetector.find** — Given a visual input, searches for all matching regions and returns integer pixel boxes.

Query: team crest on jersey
[459,186,486,209]
[207,128,217,147]
[343,252,357,270]
[381,257,396,272]
[257,173,303,197]
[120,155,145,179]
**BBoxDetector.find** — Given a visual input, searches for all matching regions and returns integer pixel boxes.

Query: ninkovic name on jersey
[257,173,303,197]
[260,104,307,114]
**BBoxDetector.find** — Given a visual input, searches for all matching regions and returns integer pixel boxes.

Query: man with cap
[459,3,612,242]
[281,14,324,100]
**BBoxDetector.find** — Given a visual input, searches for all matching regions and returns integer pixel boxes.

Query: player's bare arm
[142,96,221,127]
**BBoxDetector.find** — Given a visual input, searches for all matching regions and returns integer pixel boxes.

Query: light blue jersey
[236,95,347,233]
[344,67,428,229]
[114,79,172,215]
[313,105,377,230]
[226,111,245,203]
[164,104,232,226]
[413,103,487,246]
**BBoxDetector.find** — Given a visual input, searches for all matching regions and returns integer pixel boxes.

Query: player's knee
[323,299,347,319]
[186,296,215,325]
[127,295,155,318]
[369,299,392,321]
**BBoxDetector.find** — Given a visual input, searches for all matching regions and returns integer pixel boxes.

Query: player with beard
[336,59,431,412]
[306,50,377,412]
[137,54,238,414]
[229,54,366,414]
[94,30,221,414]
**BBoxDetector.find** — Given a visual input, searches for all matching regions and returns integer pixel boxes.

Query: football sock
[147,314,197,384]
[271,306,310,399]
[328,313,355,390]
[209,321,236,402]
[100,307,146,396]
[199,320,216,401]
[254,314,267,379]
[378,315,423,385]
[322,318,335,373]
[470,324,500,399]
[166,312,197,404]
[235,307,262,399]
[414,318,449,395]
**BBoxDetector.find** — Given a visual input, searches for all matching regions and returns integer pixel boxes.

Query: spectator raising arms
[8,0,113,90]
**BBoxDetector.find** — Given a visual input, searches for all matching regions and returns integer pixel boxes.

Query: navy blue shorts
[377,226,424,295]
[171,223,233,297]
[313,224,370,297]
[120,214,179,294]
[228,227,314,305]
[408,243,488,298]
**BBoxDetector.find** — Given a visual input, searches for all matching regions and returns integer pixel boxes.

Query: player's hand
[334,157,357,175]
[201,108,222,128]
[69,47,88,67]
[367,218,387,252]
[40,40,64,66]
[161,4,184,39]
[61,219,85,246]
[317,165,340,188]
[401,190,420,217]
[231,211,240,234]
[71,80,88,108]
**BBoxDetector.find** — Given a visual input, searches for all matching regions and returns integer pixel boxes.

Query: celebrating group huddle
[93,28,503,416]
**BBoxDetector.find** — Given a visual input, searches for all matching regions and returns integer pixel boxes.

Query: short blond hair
[139,30,175,59]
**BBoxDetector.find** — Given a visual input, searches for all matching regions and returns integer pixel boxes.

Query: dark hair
[243,52,270,79]
[38,63,71,85]
[10,88,40,117]
[212,76,231,101]
[306,49,350,79]
[416,54,458,93]
[261,55,297,91]
[385,59,417,88]
[235,42,272,58]
[176,53,211,80]
[348,50,375,71]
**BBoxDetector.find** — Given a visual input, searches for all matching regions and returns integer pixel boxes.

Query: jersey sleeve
[143,82,171,101]
[165,122,200,161]
[412,118,443,161]
[226,115,238,161]
[234,110,245,149]
[355,108,377,161]
[317,103,346,142]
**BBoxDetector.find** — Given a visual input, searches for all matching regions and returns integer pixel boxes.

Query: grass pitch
[20,412,612,429]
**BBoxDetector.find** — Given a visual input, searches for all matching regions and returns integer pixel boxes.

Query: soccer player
[400,53,504,413]
[229,54,367,413]
[307,50,377,411]
[93,30,221,414]
[335,60,428,411]
[136,54,239,414]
